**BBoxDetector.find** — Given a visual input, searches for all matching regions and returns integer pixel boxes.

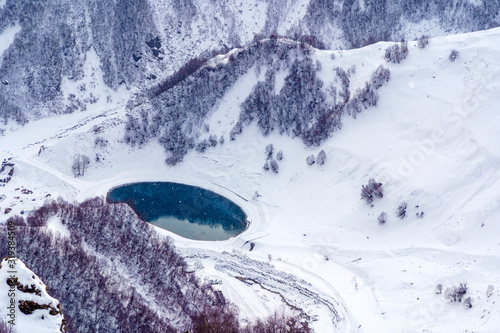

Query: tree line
[2,198,312,332]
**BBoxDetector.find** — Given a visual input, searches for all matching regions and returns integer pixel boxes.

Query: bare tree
[486,285,494,297]
[81,155,90,176]
[243,311,312,333]
[463,297,473,309]
[265,144,274,160]
[444,282,468,302]
[435,284,443,294]
[191,305,240,333]
[361,179,383,204]
[276,150,283,161]
[317,150,327,166]
[72,154,90,177]
[270,160,279,174]
[370,65,391,89]
[396,202,407,219]
[417,35,430,49]
[71,155,81,177]
[449,49,459,62]
[385,40,409,63]
[377,212,387,224]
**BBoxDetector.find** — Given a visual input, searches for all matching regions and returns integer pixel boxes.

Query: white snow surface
[46,216,70,238]
[2,27,500,332]
[0,258,65,332]
[0,23,21,68]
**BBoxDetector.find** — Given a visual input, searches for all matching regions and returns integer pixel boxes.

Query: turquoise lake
[106,182,248,241]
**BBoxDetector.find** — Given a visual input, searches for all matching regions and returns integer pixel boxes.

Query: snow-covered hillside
[0,258,65,332]
[2,27,500,332]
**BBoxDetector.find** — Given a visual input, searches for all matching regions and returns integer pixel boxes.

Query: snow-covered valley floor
[2,27,500,332]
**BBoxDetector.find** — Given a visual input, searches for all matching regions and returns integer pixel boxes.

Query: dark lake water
[106,182,248,241]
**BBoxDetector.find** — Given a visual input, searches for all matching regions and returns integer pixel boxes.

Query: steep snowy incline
[0,258,66,332]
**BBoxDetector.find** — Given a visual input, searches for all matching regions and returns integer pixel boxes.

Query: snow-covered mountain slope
[124,37,389,164]
[1,0,500,124]
[0,258,66,332]
[2,27,500,332]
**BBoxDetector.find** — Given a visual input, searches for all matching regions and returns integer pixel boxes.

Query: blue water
[106,182,248,241]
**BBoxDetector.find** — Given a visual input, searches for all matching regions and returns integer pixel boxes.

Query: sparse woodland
[1,199,310,332]
[125,38,390,165]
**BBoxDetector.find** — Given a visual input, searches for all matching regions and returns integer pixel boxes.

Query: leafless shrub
[306,155,315,166]
[361,179,383,204]
[316,150,326,166]
[385,40,409,63]
[270,160,279,174]
[417,35,430,49]
[486,285,494,297]
[377,212,387,224]
[444,282,468,302]
[463,297,473,309]
[396,202,407,219]
[435,284,443,295]
[449,49,459,62]
[276,150,283,161]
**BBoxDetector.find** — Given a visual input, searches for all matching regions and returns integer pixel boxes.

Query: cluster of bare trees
[384,40,409,63]
[2,199,220,331]
[126,37,390,165]
[191,307,312,333]
[71,154,90,177]
[361,179,384,204]
[263,144,281,174]
[2,198,314,332]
